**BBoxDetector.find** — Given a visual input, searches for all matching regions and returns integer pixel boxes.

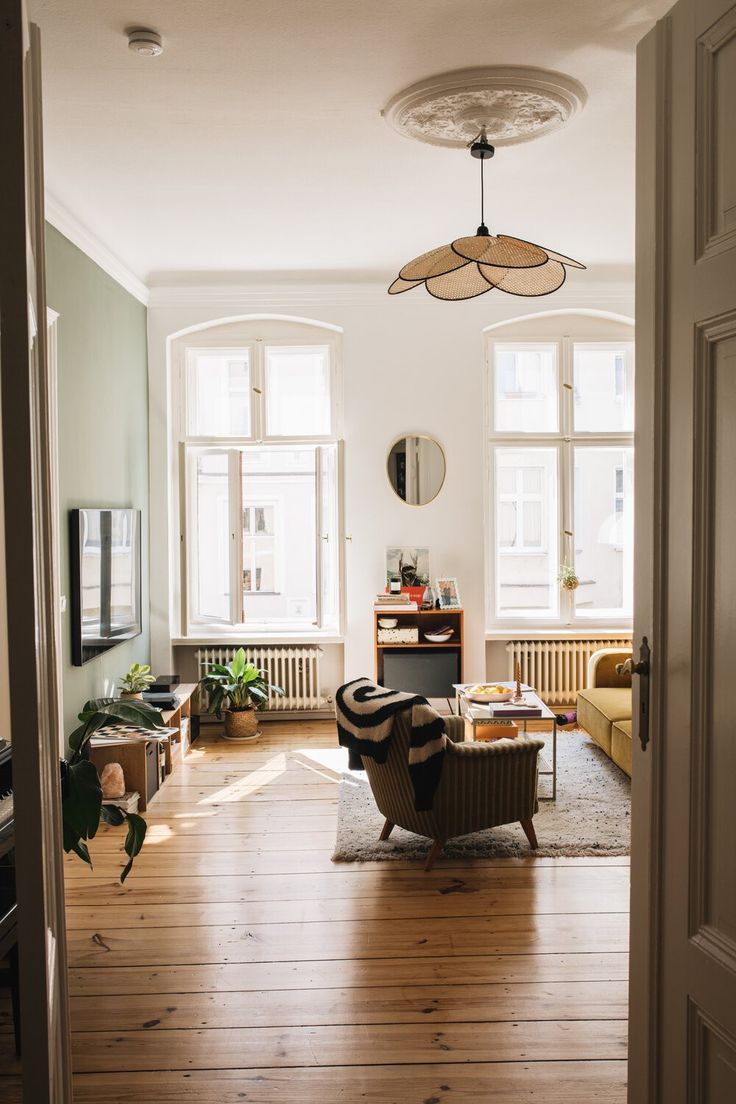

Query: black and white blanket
[335,678,447,812]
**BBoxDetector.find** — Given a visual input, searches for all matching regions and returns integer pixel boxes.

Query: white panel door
[631,2,736,1101]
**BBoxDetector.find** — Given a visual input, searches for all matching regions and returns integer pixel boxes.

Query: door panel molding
[696,7,736,260]
[688,998,736,1102]
[690,309,736,971]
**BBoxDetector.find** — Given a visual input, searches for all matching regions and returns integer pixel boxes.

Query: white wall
[147,275,634,693]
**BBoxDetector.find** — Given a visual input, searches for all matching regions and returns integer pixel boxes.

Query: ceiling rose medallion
[383,66,586,301]
[382,65,587,148]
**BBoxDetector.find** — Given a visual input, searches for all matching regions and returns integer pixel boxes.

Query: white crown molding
[44,193,149,306]
[148,279,634,311]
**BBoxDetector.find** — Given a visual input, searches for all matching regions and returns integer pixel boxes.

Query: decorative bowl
[465,684,514,704]
[424,631,453,643]
[378,617,398,629]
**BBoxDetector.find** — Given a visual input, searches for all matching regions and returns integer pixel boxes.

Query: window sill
[485,627,632,641]
[172,632,344,646]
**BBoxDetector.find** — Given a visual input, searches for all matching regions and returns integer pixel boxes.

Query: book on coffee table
[489,700,543,718]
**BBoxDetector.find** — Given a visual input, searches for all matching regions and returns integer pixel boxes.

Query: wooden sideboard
[89,683,199,812]
[374,609,464,696]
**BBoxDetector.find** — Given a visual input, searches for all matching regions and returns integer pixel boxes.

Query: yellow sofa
[576,648,633,776]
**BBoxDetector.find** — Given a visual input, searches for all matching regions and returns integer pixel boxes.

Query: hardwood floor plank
[68,951,629,996]
[64,1019,627,1075]
[66,912,628,968]
[64,883,628,928]
[70,1061,626,1103]
[87,828,339,854]
[63,848,627,879]
[64,862,630,907]
[68,979,628,1031]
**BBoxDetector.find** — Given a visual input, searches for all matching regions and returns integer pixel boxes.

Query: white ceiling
[30,0,671,284]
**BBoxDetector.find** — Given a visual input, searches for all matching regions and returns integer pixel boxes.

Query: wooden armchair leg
[379,819,394,841]
[424,838,446,872]
[520,818,538,850]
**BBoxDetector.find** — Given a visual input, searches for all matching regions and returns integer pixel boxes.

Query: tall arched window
[173,318,342,634]
[485,313,634,630]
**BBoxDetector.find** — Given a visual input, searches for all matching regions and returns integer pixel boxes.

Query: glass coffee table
[453,683,558,801]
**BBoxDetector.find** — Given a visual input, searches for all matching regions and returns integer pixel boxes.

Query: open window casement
[185,442,339,632]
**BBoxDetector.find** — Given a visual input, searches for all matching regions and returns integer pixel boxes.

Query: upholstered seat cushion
[577,688,632,756]
[611,719,632,777]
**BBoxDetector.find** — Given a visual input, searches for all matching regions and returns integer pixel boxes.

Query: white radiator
[506,638,632,707]
[195,646,325,714]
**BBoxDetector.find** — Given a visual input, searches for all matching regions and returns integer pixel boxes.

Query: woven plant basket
[223,708,260,742]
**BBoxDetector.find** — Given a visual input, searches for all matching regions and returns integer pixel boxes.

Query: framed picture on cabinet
[435,576,461,609]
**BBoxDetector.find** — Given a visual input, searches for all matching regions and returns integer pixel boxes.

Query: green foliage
[61,697,163,881]
[558,563,580,591]
[198,647,284,717]
[119,662,156,694]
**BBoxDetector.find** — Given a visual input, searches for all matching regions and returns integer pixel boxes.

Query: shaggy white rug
[332,728,630,862]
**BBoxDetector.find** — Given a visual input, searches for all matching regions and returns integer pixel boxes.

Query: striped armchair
[360,712,544,870]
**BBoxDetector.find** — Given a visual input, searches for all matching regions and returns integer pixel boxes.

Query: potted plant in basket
[119,662,156,699]
[199,648,283,742]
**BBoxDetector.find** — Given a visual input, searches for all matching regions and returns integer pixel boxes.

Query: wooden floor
[1,720,630,1102]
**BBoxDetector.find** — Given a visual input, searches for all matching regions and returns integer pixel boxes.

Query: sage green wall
[45,225,150,734]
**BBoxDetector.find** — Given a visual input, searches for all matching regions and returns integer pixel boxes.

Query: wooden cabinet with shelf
[374,609,464,696]
[88,683,199,811]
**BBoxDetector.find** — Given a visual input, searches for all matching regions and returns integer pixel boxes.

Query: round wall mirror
[387,435,446,506]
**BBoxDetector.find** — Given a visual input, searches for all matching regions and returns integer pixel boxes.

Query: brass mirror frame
[386,433,447,507]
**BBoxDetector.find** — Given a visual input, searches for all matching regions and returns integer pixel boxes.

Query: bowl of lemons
[465,683,514,704]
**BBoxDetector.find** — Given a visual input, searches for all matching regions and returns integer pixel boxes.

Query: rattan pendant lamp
[389,130,585,301]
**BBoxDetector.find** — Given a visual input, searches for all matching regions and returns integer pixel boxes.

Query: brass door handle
[616,656,649,677]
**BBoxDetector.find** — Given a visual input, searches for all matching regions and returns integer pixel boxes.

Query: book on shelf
[102,791,140,814]
[374,602,418,611]
[489,701,543,718]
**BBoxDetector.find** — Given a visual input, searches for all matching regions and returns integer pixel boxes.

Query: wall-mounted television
[69,508,142,666]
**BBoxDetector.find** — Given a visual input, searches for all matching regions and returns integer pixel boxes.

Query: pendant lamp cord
[468,126,491,233]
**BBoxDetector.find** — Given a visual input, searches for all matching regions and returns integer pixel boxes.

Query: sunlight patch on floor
[197,753,289,804]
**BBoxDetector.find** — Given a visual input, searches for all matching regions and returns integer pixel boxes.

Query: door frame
[0,4,73,1099]
[629,14,672,1104]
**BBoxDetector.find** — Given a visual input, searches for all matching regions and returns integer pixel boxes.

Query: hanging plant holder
[558,564,580,591]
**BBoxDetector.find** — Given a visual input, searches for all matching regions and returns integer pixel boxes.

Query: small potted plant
[558,563,580,591]
[119,662,156,699]
[199,648,283,741]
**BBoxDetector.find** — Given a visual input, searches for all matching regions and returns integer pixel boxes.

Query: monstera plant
[62,697,165,882]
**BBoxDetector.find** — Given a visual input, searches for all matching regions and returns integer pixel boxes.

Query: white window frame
[496,463,547,555]
[242,496,281,596]
[173,320,344,639]
[183,337,339,446]
[485,334,634,632]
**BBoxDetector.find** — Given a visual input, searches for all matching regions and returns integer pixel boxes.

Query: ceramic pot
[120,691,143,700]
[223,708,260,742]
